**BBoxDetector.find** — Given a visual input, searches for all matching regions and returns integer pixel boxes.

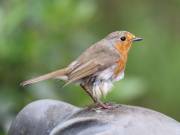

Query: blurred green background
[0,0,180,134]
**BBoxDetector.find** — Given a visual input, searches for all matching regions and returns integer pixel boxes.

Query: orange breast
[114,42,128,76]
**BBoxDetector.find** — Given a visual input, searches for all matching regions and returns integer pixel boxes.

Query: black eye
[120,36,126,41]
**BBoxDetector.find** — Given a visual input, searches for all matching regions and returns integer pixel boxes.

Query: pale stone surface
[8,99,180,135]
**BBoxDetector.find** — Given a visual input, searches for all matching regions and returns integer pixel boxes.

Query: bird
[21,31,142,109]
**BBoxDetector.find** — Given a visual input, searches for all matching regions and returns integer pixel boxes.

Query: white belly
[92,65,125,99]
[96,65,125,82]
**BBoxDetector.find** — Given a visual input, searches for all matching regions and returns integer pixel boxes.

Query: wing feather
[66,39,120,85]
[65,60,99,85]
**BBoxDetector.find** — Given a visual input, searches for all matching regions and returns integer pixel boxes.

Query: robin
[21,31,142,109]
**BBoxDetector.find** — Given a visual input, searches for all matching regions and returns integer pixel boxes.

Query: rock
[8,99,180,135]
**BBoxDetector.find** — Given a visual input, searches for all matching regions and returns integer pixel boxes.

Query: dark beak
[133,37,143,42]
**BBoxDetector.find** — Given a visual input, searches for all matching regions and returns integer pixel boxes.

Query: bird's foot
[87,101,118,110]
[87,102,110,110]
[95,102,118,109]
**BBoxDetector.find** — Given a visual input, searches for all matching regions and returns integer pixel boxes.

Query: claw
[96,102,114,109]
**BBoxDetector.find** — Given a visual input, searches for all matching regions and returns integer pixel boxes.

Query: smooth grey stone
[8,99,180,135]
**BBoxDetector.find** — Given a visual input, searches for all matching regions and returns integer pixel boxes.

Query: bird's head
[106,31,143,53]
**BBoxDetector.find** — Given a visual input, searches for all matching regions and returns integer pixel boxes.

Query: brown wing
[65,59,100,85]
[66,39,120,84]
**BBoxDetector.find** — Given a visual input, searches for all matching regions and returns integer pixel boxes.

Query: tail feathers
[20,68,68,86]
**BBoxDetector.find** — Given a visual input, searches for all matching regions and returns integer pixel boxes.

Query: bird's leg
[80,84,110,109]
[80,84,97,103]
